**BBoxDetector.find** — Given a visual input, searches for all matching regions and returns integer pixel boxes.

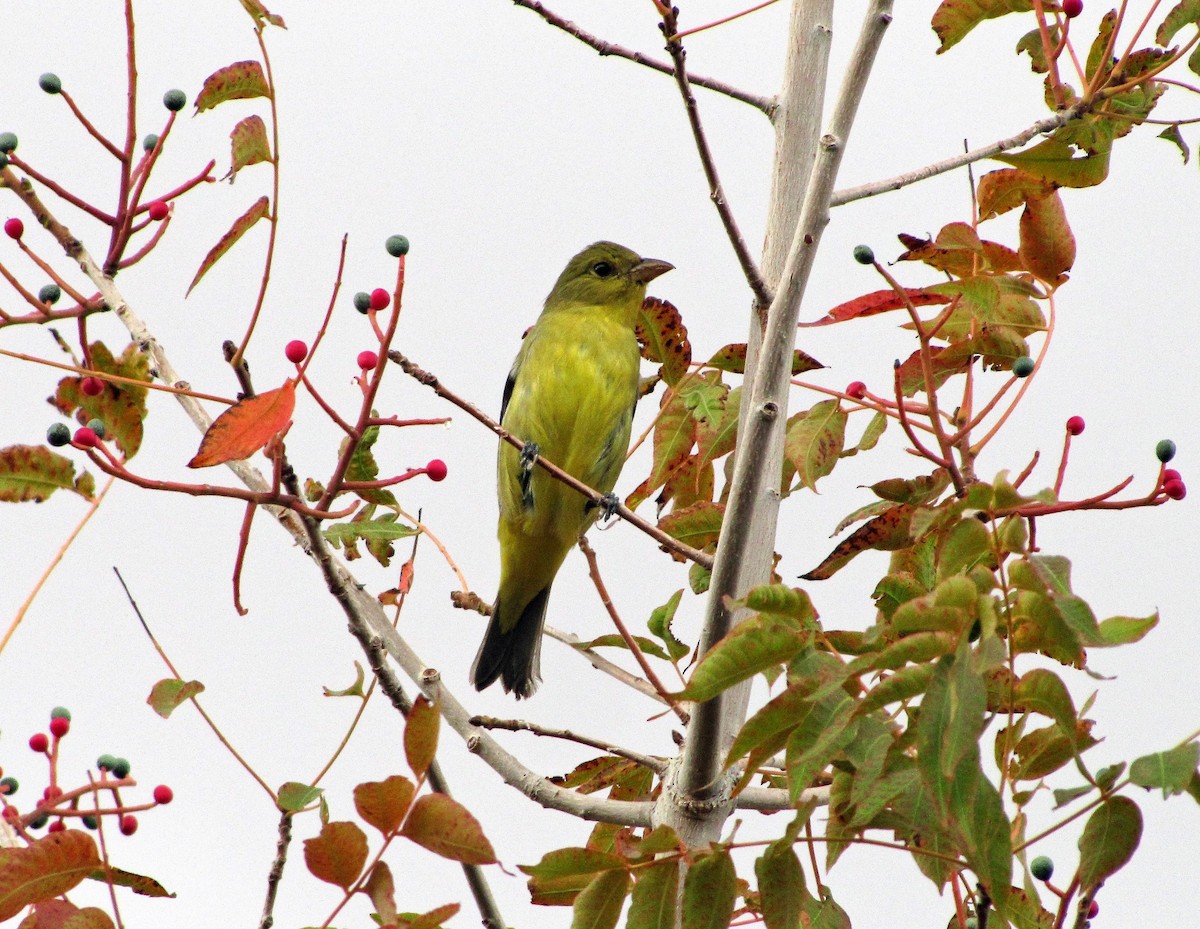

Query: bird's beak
[630,258,674,285]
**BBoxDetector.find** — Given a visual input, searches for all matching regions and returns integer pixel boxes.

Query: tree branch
[508,0,776,115]
[830,104,1088,207]
[671,0,893,822]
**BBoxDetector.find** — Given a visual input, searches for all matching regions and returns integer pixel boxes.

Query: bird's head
[545,241,673,320]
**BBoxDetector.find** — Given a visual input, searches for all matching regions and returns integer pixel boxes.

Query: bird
[469,241,674,698]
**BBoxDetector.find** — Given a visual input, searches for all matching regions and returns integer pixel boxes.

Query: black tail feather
[469,585,552,699]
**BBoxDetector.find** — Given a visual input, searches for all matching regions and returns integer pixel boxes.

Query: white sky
[3,2,1199,927]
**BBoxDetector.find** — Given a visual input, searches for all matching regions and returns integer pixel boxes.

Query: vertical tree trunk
[654,0,834,843]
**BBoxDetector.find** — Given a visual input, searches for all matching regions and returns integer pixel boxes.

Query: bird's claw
[519,441,540,509]
[597,492,620,521]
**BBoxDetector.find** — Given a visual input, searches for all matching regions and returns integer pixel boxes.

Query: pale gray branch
[665,0,894,835]
[831,105,1087,206]
[472,715,668,774]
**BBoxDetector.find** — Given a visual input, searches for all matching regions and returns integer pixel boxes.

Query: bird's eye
[591,261,616,278]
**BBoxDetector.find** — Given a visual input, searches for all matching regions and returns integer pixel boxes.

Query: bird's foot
[597,491,620,522]
[519,441,540,508]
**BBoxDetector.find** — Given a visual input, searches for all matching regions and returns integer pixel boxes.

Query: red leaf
[188,382,295,468]
[400,794,497,864]
[804,288,950,326]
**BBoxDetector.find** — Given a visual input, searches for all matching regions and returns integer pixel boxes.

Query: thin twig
[509,0,775,115]
[470,716,667,774]
[660,6,772,308]
[579,536,688,723]
[258,811,292,929]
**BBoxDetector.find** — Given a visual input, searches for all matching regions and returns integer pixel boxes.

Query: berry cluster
[2,707,173,840]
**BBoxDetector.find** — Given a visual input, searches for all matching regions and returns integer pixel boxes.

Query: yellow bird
[470,242,674,698]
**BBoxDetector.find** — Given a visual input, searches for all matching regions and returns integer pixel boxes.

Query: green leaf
[932,0,1034,53]
[994,138,1109,188]
[681,849,736,929]
[754,841,806,929]
[938,518,992,579]
[146,678,205,718]
[227,114,273,181]
[1156,0,1200,45]
[949,754,1012,907]
[916,646,986,811]
[573,634,672,661]
[626,384,696,511]
[195,60,271,113]
[781,399,846,492]
[626,858,679,929]
[51,341,151,460]
[277,782,322,812]
[187,196,271,295]
[785,693,858,801]
[679,613,810,702]
[706,344,823,375]
[647,589,690,662]
[1077,796,1142,889]
[1096,612,1159,645]
[322,513,418,567]
[657,502,725,557]
[858,664,934,715]
[341,424,397,506]
[0,445,93,503]
[1157,124,1191,164]
[1129,743,1200,798]
[521,848,627,906]
[1014,668,1077,734]
[570,870,631,929]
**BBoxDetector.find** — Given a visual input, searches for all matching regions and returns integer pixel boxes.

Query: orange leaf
[400,794,497,865]
[353,775,415,835]
[188,382,295,468]
[303,821,367,890]
[1019,190,1075,286]
[0,830,101,921]
[404,696,440,780]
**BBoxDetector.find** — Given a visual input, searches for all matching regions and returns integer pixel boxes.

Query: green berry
[162,89,187,112]
[0,132,17,154]
[39,283,62,304]
[47,423,71,447]
[1030,855,1054,881]
[1156,439,1177,463]
[385,234,410,257]
[30,813,50,830]
[965,918,978,929]
[0,776,18,795]
[0,153,7,170]
[82,814,99,830]
[50,706,72,721]
[852,244,875,265]
[1012,355,1035,378]
[97,753,118,772]
[112,757,131,779]
[86,419,107,439]
[353,291,372,314]
[143,133,159,152]
[39,73,62,94]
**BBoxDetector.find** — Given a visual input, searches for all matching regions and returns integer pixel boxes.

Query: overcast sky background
[3,1,1199,927]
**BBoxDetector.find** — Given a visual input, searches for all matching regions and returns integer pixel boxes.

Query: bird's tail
[469,585,552,699]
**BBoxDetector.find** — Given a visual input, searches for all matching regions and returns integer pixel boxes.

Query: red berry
[284,340,308,364]
[1063,0,1083,17]
[153,784,174,804]
[47,820,66,833]
[1163,468,1182,483]
[29,733,50,753]
[146,200,169,221]
[4,217,23,239]
[369,288,390,311]
[1066,415,1085,436]
[1087,899,1099,919]
[43,785,63,802]
[74,427,100,448]
[119,814,138,836]
[1163,478,1187,500]
[426,458,448,482]
[49,716,70,738]
[846,381,867,400]
[80,376,104,397]
[357,350,379,370]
